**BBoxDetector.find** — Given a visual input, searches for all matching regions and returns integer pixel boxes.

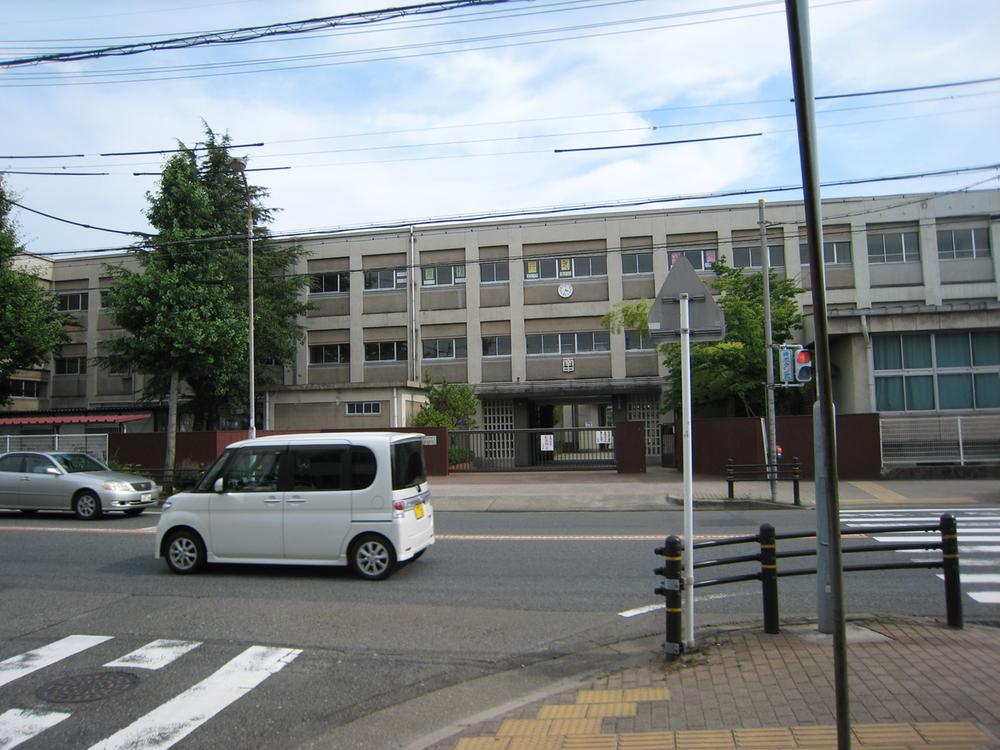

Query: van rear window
[392,440,426,490]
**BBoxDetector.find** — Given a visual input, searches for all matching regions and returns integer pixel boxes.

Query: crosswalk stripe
[103,640,201,671]
[970,592,1000,603]
[936,573,1000,584]
[844,517,1000,524]
[911,558,996,566]
[88,645,301,750]
[0,708,71,750]
[872,535,1000,543]
[0,635,112,689]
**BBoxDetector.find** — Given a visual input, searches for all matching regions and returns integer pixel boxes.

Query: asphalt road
[0,506,993,750]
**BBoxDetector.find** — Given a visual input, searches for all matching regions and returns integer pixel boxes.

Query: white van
[155,432,433,580]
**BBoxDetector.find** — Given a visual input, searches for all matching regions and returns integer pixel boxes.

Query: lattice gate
[627,395,661,458]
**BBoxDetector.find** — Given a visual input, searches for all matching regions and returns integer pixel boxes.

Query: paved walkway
[425,617,1000,750]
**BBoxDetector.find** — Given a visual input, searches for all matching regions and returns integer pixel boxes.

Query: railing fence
[449,426,616,471]
[1,433,109,461]
[880,414,1000,466]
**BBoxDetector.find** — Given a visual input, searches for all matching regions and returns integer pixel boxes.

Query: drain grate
[37,671,140,703]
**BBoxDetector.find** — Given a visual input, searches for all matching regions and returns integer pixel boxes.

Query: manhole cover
[37,671,140,703]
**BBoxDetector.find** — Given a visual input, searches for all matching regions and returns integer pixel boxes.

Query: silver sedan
[0,451,159,520]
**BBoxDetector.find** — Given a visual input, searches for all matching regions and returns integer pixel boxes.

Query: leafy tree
[102,125,310,472]
[603,259,803,416]
[0,176,69,404]
[411,377,479,429]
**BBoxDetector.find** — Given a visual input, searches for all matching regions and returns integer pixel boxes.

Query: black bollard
[655,535,684,660]
[940,513,963,629]
[759,523,779,634]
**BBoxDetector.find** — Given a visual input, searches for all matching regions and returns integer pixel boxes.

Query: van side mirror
[213,477,225,493]
[46,467,61,476]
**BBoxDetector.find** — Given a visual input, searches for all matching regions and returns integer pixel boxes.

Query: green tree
[411,377,479,429]
[0,176,69,404]
[603,259,803,416]
[102,125,310,472]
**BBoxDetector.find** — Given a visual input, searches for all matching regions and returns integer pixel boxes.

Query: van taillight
[393,500,405,511]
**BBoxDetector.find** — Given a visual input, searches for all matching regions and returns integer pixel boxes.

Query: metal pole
[655,535,684,660]
[680,292,696,650]
[244,172,256,440]
[784,2,849,747]
[940,513,963,628]
[760,199,778,503]
[759,523,780,634]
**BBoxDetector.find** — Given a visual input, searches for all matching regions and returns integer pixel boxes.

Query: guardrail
[725,457,801,504]
[654,513,962,660]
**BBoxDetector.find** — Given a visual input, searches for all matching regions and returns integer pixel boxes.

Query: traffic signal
[795,348,813,382]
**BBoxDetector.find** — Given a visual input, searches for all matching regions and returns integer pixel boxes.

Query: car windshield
[51,453,108,473]
[195,450,233,492]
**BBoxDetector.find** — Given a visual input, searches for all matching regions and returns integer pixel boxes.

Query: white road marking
[618,603,664,618]
[872,535,1000,543]
[936,573,1000,584]
[0,635,112,689]
[0,526,155,535]
[844,518,1000,524]
[970,592,1000,604]
[0,708,71,750]
[437,533,734,541]
[911,558,996,566]
[841,508,1000,514]
[103,640,201,671]
[88,645,301,750]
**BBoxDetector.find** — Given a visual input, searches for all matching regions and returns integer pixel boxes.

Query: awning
[0,413,151,426]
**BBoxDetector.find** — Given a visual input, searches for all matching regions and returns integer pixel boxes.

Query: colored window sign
[540,434,554,452]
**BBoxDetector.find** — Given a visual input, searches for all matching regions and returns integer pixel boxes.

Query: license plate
[414,503,425,519]
[141,493,151,502]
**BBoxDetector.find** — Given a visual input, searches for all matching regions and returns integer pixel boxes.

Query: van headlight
[162,499,173,510]
[102,481,133,492]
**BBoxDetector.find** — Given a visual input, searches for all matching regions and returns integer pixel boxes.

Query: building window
[422,263,466,287]
[524,254,607,280]
[867,231,920,263]
[732,245,785,269]
[309,343,350,365]
[482,335,511,357]
[310,271,350,294]
[873,331,1000,411]
[422,337,467,360]
[625,330,654,351]
[363,268,407,290]
[622,251,653,275]
[799,241,852,265]
[54,356,87,375]
[364,341,407,362]
[346,401,381,416]
[57,292,88,312]
[7,379,45,398]
[668,248,717,271]
[526,331,610,355]
[937,228,991,260]
[480,260,509,284]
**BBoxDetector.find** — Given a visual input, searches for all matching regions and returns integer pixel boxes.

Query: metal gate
[0,433,109,461]
[881,414,1000,466]
[449,426,616,471]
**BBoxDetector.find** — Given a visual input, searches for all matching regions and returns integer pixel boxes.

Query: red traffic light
[796,350,811,365]
[794,348,813,382]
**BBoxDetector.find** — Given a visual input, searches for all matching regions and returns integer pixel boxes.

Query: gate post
[655,535,684,660]
[940,513,963,629]
[759,523,780,634]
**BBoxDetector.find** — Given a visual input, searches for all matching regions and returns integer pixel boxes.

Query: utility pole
[759,199,778,504]
[784,1,850,747]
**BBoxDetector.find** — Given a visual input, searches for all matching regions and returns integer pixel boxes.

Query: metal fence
[449,426,616,471]
[880,415,1000,466]
[0,433,109,461]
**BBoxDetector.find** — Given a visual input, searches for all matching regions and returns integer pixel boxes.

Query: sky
[3,0,1000,256]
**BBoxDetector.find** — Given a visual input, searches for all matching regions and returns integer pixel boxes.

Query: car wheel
[349,534,397,581]
[122,509,144,518]
[73,491,103,520]
[165,530,206,574]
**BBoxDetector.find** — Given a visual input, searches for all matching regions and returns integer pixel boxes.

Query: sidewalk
[424,617,1000,750]
[429,466,1000,512]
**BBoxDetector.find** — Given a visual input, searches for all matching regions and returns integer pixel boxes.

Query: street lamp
[229,157,256,439]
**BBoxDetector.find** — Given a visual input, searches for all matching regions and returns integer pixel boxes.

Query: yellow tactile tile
[585,702,637,719]
[913,721,991,745]
[453,737,512,750]
[675,729,737,749]
[506,738,564,750]
[547,719,604,736]
[575,689,625,704]
[790,724,838,749]
[853,723,924,746]
[537,705,590,720]
[562,735,617,749]
[619,731,677,749]
[621,687,670,702]
[498,720,553,737]
[733,727,797,748]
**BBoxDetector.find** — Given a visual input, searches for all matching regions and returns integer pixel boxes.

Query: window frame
[625,329,654,351]
[937,227,991,260]
[480,260,510,284]
[732,245,786,269]
[54,356,87,375]
[524,253,608,281]
[422,263,466,287]
[310,271,350,295]
[309,342,350,365]
[526,331,611,356]
[363,267,407,291]
[57,291,89,312]
[667,248,717,271]
[345,401,381,416]
[621,251,653,275]
[6,379,45,398]
[867,230,920,264]
[422,337,468,360]
[482,335,512,357]
[363,340,407,362]
[799,240,852,266]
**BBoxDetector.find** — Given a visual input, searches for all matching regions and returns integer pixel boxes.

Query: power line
[0,0,515,67]
[814,75,1000,101]
[554,132,762,153]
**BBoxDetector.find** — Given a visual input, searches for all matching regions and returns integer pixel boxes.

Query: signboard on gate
[540,434,554,452]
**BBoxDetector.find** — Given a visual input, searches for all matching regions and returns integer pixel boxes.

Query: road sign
[646,258,725,342]
[779,345,797,383]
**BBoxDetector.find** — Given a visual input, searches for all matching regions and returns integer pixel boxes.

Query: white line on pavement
[936,573,1000,584]
[0,526,155,535]
[911,558,997,566]
[103,640,202,671]
[872,535,1000,543]
[969,592,1000,604]
[618,603,664,618]
[0,635,112,689]
[88,645,301,750]
[0,708,71,750]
